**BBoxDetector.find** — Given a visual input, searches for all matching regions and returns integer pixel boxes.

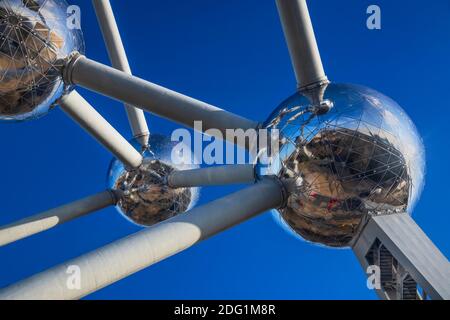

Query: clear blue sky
[0,0,449,300]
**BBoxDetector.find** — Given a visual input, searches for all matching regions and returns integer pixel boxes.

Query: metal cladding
[262,83,425,247]
[114,159,193,226]
[0,0,84,121]
[108,134,198,227]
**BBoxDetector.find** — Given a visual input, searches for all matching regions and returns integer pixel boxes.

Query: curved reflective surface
[0,0,84,121]
[262,83,425,248]
[108,134,199,227]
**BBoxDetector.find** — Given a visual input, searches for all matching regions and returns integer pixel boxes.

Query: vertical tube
[92,0,150,147]
[276,0,328,89]
[0,178,285,300]
[59,91,143,169]
[0,191,116,247]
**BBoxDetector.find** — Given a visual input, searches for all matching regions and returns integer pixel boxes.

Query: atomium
[108,134,199,227]
[0,0,447,301]
[0,0,84,121]
[261,83,425,247]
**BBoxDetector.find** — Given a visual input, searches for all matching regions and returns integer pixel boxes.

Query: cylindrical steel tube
[0,191,116,247]
[0,178,284,300]
[64,55,259,145]
[59,90,143,169]
[276,0,328,89]
[168,165,256,188]
[92,0,150,147]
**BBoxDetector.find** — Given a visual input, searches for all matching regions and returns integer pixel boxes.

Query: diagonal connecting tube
[59,91,143,169]
[63,54,260,148]
[0,178,285,300]
[93,0,150,148]
[0,191,117,248]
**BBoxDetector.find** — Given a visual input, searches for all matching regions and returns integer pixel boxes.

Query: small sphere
[107,134,199,227]
[0,0,84,121]
[261,83,425,248]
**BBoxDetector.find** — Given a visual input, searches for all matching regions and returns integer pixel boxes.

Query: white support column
[0,191,116,247]
[92,0,150,148]
[168,165,256,188]
[276,0,328,89]
[0,178,285,300]
[59,91,143,169]
[63,54,260,147]
[353,214,450,300]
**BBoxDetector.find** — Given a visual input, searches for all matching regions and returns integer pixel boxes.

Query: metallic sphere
[108,134,199,227]
[0,0,84,121]
[262,83,425,248]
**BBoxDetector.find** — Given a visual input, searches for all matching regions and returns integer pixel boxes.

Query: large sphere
[0,0,84,121]
[262,83,425,248]
[107,134,199,227]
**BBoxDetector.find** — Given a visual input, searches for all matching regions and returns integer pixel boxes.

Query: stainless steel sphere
[108,134,199,227]
[0,0,84,121]
[261,83,425,248]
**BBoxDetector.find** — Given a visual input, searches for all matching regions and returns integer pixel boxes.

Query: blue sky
[0,0,449,300]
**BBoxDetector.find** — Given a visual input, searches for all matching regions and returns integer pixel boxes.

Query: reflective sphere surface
[262,83,425,248]
[108,134,199,227]
[0,0,84,121]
